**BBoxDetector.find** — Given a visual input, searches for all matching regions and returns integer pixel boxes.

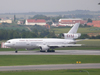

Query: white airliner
[4,23,81,53]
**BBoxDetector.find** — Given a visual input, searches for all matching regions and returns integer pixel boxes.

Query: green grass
[77,39,100,47]
[56,46,100,50]
[0,69,100,75]
[57,39,100,50]
[51,27,100,34]
[0,46,100,51]
[0,40,6,44]
[0,55,100,66]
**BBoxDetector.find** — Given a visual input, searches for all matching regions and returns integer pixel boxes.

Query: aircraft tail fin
[62,23,81,39]
[68,23,80,34]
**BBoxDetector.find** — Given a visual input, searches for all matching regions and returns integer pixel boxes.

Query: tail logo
[66,34,74,37]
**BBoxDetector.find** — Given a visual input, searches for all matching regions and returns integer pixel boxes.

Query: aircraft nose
[4,43,7,46]
[4,43,9,47]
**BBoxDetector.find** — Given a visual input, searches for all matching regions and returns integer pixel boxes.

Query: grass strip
[0,46,100,51]
[0,69,100,75]
[0,55,100,66]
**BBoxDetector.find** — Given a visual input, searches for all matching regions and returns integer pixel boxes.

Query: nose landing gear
[15,49,18,53]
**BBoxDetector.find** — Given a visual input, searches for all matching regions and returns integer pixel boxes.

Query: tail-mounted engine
[62,33,81,39]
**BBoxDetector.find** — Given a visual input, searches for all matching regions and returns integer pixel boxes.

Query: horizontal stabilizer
[76,39,89,42]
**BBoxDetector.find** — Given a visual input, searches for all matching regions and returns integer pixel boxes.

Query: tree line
[79,34,100,39]
[0,29,100,40]
[0,29,56,40]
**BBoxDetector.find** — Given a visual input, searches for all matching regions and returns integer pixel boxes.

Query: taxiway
[0,63,100,71]
[0,50,100,55]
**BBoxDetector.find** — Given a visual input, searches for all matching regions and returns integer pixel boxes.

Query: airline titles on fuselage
[19,40,43,41]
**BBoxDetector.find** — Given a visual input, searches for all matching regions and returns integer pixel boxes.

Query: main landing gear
[47,49,55,52]
[40,49,55,52]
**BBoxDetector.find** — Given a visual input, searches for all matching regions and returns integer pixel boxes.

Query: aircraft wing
[38,44,82,48]
[48,44,82,47]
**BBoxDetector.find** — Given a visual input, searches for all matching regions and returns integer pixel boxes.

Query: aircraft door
[12,41,16,47]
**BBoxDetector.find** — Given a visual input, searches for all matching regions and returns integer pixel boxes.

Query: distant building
[17,21,24,25]
[87,33,100,37]
[51,23,58,27]
[0,19,12,23]
[87,20,100,27]
[58,18,87,26]
[44,24,50,29]
[25,19,46,26]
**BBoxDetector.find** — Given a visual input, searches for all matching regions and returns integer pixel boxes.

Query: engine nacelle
[62,33,81,39]
[40,45,50,51]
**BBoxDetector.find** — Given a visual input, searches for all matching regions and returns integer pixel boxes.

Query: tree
[87,18,92,23]
[32,15,50,20]
[79,34,89,39]
[51,18,56,23]
[46,22,52,26]
[14,15,16,22]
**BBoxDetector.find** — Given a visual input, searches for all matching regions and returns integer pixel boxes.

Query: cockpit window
[6,41,11,43]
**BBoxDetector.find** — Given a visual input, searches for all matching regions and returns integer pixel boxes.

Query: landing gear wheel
[15,50,18,53]
[15,49,18,53]
[47,49,55,52]
[40,50,45,52]
[47,50,51,52]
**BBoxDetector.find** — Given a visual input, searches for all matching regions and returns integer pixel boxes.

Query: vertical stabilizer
[68,23,80,33]
[62,23,81,39]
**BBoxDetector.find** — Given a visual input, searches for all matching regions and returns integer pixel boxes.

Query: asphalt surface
[0,50,100,71]
[0,63,100,71]
[0,50,100,55]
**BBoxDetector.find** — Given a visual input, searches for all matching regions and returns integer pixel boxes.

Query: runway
[0,50,100,71]
[0,50,100,55]
[0,63,100,71]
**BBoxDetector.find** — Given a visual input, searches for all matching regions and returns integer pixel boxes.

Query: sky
[0,0,100,13]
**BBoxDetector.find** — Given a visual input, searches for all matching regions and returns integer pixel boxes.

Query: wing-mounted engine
[40,45,50,51]
[62,33,81,39]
